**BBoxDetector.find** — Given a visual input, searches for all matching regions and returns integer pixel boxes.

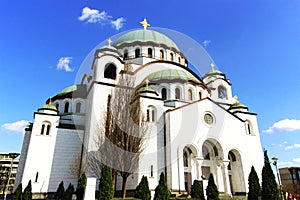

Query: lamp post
[4,153,20,200]
[272,157,283,200]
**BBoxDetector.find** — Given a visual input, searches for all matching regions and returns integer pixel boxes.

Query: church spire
[140,18,150,30]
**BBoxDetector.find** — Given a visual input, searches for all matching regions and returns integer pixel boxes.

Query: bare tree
[69,155,82,179]
[88,73,149,198]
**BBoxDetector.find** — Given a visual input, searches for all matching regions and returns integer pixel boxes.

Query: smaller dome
[204,69,223,77]
[38,103,58,112]
[100,45,118,51]
[230,102,248,109]
[138,87,158,95]
[57,85,77,96]
[144,69,201,83]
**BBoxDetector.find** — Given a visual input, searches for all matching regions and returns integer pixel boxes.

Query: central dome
[113,29,180,51]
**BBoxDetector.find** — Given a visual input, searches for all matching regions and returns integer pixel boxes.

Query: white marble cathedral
[15,20,264,199]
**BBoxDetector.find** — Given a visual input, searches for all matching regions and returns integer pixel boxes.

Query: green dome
[230,101,248,109]
[204,69,223,76]
[38,103,58,111]
[144,69,200,83]
[113,29,180,51]
[56,85,77,96]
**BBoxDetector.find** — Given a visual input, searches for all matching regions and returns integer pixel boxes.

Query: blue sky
[1,0,300,168]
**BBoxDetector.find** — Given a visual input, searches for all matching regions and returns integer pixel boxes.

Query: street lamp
[4,153,20,200]
[272,157,283,200]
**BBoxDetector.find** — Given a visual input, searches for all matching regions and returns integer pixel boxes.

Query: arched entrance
[182,145,198,194]
[227,149,246,195]
[201,139,227,193]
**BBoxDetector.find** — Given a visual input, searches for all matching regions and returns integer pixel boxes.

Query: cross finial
[234,95,239,104]
[145,79,149,88]
[49,98,52,105]
[210,63,215,71]
[140,18,150,30]
[107,38,112,46]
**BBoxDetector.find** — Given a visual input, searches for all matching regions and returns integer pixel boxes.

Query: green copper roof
[113,29,179,51]
[39,103,58,111]
[230,102,248,109]
[144,69,200,83]
[57,85,77,96]
[205,69,223,76]
[138,87,157,93]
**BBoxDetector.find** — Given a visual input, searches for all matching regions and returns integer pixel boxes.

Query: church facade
[14,21,264,199]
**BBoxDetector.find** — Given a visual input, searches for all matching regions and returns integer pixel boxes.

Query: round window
[204,113,214,125]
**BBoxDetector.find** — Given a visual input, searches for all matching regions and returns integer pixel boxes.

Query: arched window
[75,102,81,113]
[175,88,181,99]
[178,57,181,64]
[135,48,140,58]
[218,85,227,99]
[124,49,128,60]
[146,106,156,122]
[199,92,202,100]
[104,64,117,80]
[160,50,164,60]
[55,103,59,110]
[188,89,193,100]
[148,48,153,58]
[170,53,174,61]
[46,124,51,135]
[64,102,69,113]
[161,88,167,100]
[245,120,253,135]
[40,124,45,135]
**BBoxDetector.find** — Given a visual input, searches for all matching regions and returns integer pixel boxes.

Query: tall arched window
[178,57,181,64]
[170,53,174,61]
[183,151,188,167]
[199,92,202,100]
[40,124,45,135]
[218,85,227,99]
[148,48,153,58]
[104,64,117,80]
[46,124,51,135]
[202,145,210,160]
[135,48,140,58]
[64,102,69,113]
[175,88,181,99]
[188,89,193,100]
[75,102,81,113]
[124,50,128,60]
[160,50,164,60]
[146,106,156,122]
[245,120,253,135]
[161,88,167,100]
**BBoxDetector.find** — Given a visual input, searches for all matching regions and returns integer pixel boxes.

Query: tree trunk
[122,176,128,198]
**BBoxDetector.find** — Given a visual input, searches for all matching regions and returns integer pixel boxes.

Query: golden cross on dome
[210,63,215,71]
[145,79,149,88]
[49,98,52,105]
[107,38,112,46]
[234,95,239,104]
[140,18,150,30]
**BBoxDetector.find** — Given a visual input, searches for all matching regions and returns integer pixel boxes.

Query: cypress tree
[76,173,87,200]
[64,183,75,200]
[12,183,22,200]
[154,172,169,200]
[23,180,32,200]
[248,166,261,200]
[54,181,65,200]
[206,174,219,200]
[98,165,114,200]
[261,150,280,200]
[135,176,151,200]
[191,180,205,200]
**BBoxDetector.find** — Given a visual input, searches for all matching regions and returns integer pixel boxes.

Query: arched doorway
[183,145,198,194]
[201,139,226,193]
[227,150,246,195]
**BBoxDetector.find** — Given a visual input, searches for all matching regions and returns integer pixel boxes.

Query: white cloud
[285,144,300,150]
[293,158,300,163]
[202,40,211,47]
[78,7,125,30]
[2,120,28,133]
[56,57,74,72]
[262,119,300,133]
[111,17,125,31]
[78,7,111,23]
